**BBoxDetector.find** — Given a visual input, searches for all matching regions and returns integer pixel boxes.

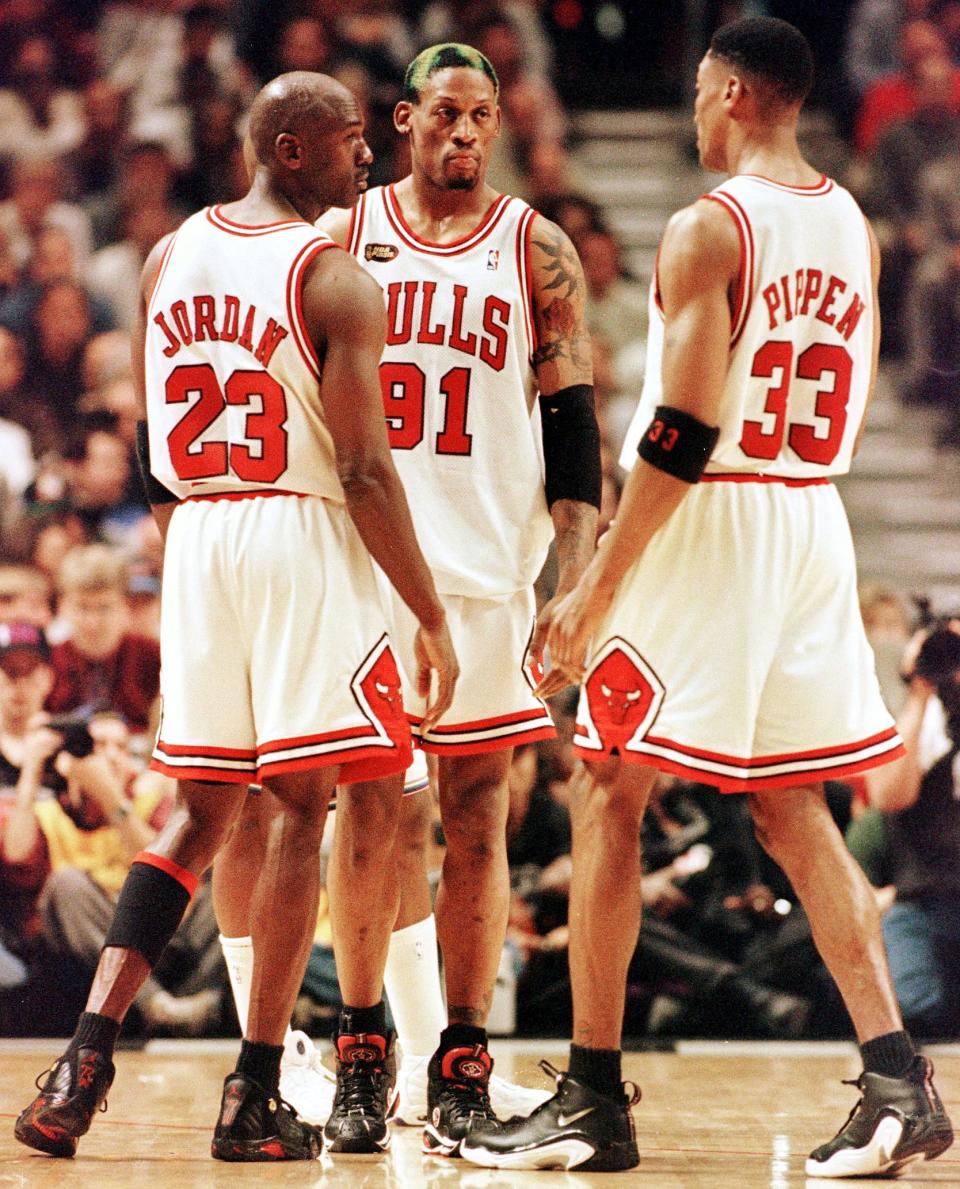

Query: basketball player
[317,42,600,1158]
[15,72,457,1162]
[212,105,558,1141]
[462,17,954,1176]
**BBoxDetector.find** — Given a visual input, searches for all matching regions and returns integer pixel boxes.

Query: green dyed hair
[403,43,499,104]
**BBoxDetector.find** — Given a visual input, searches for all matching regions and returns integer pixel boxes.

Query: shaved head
[247,71,357,165]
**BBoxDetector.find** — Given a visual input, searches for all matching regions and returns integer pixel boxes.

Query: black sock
[860,1031,916,1078]
[339,1001,387,1036]
[235,1039,284,1093]
[71,1011,121,1060]
[439,1023,487,1051]
[569,1043,622,1098]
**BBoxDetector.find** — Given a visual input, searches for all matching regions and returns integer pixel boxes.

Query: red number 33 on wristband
[647,420,679,451]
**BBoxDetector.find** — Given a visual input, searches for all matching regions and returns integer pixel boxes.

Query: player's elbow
[337,452,394,504]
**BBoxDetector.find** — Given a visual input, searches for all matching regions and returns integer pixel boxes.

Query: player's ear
[394,100,413,136]
[275,132,302,169]
[723,73,745,111]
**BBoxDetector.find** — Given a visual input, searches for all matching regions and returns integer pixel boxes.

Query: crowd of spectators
[0,1,956,1044]
[846,0,960,442]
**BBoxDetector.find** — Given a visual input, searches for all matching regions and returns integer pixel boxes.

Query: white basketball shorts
[573,478,904,790]
[153,493,412,785]
[381,583,555,755]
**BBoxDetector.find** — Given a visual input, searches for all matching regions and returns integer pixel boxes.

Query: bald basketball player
[15,71,457,1163]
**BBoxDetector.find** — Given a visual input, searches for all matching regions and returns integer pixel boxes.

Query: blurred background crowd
[0,0,958,1046]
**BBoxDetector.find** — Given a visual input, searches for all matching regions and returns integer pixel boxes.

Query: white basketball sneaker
[278,1030,336,1125]
[388,1051,551,1125]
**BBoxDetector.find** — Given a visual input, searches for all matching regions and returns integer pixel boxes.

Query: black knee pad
[104,857,196,967]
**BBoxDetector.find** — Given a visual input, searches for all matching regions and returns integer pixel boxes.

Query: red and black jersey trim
[347,191,366,257]
[740,173,833,196]
[381,185,514,256]
[286,237,339,378]
[704,189,754,346]
[573,724,905,792]
[206,206,308,236]
[516,205,537,363]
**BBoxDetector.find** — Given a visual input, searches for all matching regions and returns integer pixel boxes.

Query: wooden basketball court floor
[1,1038,958,1186]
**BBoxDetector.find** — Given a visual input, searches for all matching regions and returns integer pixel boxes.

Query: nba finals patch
[365,243,399,262]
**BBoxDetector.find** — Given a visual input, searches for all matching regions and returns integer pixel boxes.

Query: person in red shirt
[46,544,159,735]
[854,18,960,154]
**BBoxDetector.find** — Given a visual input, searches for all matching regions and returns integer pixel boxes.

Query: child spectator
[47,544,160,736]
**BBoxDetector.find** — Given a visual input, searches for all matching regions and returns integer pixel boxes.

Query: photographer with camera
[863,619,960,1037]
[0,621,223,1036]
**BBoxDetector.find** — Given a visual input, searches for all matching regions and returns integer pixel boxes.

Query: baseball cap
[0,621,51,672]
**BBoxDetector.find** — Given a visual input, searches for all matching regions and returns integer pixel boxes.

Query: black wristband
[637,405,719,483]
[135,420,178,505]
[538,383,602,509]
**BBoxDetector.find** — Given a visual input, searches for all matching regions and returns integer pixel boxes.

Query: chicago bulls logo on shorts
[352,635,408,741]
[575,637,665,755]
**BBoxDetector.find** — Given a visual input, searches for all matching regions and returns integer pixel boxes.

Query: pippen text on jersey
[153,294,290,367]
[762,269,865,340]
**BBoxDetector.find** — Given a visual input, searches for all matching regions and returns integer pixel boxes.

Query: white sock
[384,914,446,1058]
[220,933,298,1046]
[219,934,253,1035]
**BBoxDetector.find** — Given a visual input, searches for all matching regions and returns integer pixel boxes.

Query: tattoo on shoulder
[533,227,581,302]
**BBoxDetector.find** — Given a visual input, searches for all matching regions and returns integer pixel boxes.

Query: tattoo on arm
[535,232,580,300]
[532,226,591,377]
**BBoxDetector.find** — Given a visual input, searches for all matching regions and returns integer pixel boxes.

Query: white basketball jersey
[347,185,553,598]
[621,174,875,479]
[145,205,344,502]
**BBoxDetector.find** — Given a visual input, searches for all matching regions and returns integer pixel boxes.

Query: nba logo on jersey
[486,249,500,271]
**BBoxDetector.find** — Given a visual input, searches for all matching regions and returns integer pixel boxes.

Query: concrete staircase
[570,109,960,612]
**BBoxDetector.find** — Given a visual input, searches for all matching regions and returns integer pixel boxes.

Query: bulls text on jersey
[384,280,509,372]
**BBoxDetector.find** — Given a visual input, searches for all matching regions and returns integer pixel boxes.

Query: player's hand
[535,580,612,691]
[530,593,573,698]
[414,619,459,735]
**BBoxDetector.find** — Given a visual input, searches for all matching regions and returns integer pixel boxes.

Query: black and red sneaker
[211,1073,322,1161]
[422,1042,500,1158]
[14,1046,115,1157]
[323,1030,396,1155]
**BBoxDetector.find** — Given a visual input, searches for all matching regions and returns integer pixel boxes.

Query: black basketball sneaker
[15,1046,115,1157]
[323,1029,395,1155]
[211,1072,322,1161]
[806,1054,953,1177]
[460,1060,641,1172]
[422,1041,500,1157]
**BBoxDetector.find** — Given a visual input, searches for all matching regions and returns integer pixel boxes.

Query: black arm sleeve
[537,384,602,510]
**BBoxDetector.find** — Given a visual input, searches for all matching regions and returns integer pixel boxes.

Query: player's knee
[571,758,650,829]
[397,790,432,851]
[441,814,502,866]
[747,788,823,868]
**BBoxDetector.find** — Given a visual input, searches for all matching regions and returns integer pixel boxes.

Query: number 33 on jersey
[622,174,875,480]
